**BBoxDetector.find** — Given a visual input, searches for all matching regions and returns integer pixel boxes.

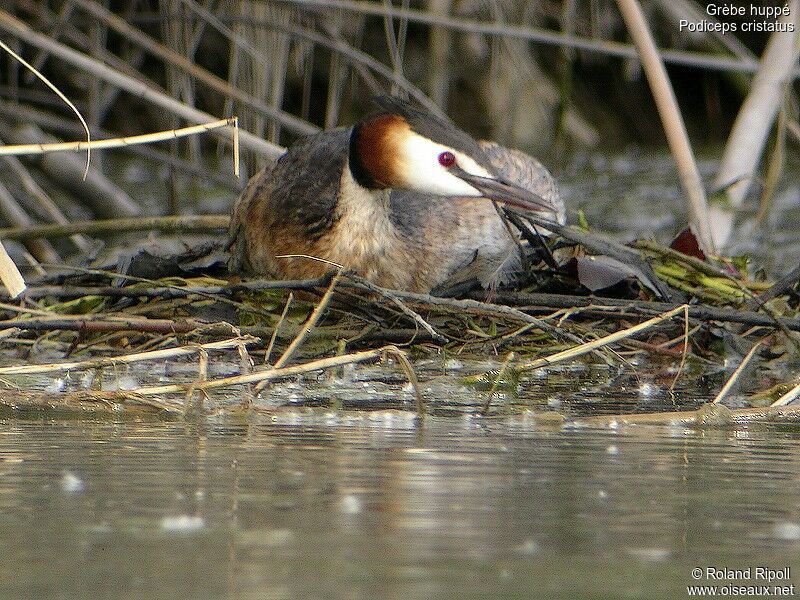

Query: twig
[712,341,762,405]
[0,316,207,335]
[0,98,240,190]
[124,347,388,395]
[384,345,424,415]
[344,274,447,343]
[515,218,673,300]
[264,291,293,365]
[465,289,800,333]
[515,305,686,371]
[255,271,341,391]
[668,305,690,394]
[0,118,237,158]
[771,376,800,407]
[0,215,229,241]
[481,350,515,415]
[0,335,256,375]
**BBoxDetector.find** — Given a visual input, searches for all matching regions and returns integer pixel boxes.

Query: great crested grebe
[228,96,565,293]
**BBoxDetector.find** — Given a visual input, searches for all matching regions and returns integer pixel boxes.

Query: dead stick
[0,317,206,334]
[516,305,686,371]
[0,215,230,241]
[255,272,341,392]
[0,335,256,375]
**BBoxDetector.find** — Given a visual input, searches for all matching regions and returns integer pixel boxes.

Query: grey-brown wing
[266,129,349,240]
[227,129,350,274]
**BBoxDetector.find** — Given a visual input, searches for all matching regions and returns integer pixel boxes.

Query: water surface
[2,416,799,599]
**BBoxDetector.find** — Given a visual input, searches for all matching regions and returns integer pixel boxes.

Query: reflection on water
[1,416,800,599]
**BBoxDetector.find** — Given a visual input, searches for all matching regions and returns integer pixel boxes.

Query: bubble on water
[627,547,671,562]
[60,470,84,494]
[160,515,205,532]
[46,378,67,393]
[339,494,363,515]
[773,521,800,540]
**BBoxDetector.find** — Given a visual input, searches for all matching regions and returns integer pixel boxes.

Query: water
[2,416,800,599]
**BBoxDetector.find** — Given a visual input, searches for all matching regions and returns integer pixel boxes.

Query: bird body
[229,97,564,293]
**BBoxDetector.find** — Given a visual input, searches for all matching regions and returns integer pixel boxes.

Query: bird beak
[452,167,556,214]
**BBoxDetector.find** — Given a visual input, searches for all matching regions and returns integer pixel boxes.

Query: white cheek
[453,153,492,179]
[400,136,483,197]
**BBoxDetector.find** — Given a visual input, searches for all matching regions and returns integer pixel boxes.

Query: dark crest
[370,96,493,170]
[349,96,496,189]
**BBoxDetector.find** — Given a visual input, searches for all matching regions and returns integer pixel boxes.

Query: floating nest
[1,216,799,423]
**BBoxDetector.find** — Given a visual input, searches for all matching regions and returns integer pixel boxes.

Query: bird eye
[438,151,456,168]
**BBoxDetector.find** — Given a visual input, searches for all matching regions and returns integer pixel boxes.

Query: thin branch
[0,336,256,375]
[712,341,762,405]
[515,305,687,371]
[0,10,283,160]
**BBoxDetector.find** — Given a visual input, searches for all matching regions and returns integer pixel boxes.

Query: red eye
[438,151,456,168]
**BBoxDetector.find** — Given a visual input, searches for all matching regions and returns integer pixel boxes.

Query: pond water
[1,416,799,599]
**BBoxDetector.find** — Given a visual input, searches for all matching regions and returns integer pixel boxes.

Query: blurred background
[0,0,797,267]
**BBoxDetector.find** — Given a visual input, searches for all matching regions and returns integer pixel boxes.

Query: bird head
[349,96,557,215]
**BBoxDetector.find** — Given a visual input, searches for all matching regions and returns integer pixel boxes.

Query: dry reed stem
[0,36,91,177]
[121,347,388,395]
[712,341,762,405]
[0,10,283,160]
[0,154,92,252]
[515,305,686,372]
[482,350,515,415]
[771,376,800,407]
[615,0,713,254]
[0,336,257,375]
[254,271,341,392]
[265,291,293,365]
[276,0,792,76]
[0,240,25,298]
[712,1,800,247]
[382,345,424,414]
[69,0,315,138]
[0,118,236,158]
[668,305,690,394]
